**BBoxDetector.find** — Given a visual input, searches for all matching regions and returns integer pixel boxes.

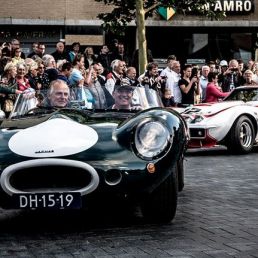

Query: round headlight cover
[135,121,171,158]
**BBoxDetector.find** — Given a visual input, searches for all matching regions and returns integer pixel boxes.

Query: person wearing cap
[219,60,228,67]
[218,60,228,86]
[218,60,228,73]
[111,83,141,110]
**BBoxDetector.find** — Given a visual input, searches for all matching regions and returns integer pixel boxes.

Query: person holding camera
[221,59,244,92]
[138,62,166,96]
[178,64,200,106]
[0,42,11,58]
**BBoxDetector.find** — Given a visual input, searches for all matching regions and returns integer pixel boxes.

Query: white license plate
[13,192,81,209]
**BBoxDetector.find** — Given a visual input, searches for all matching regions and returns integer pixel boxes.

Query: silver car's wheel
[239,121,253,148]
[226,116,255,154]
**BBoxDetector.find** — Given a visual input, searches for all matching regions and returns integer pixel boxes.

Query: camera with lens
[142,76,150,84]
[230,68,238,74]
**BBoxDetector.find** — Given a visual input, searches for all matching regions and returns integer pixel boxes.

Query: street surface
[0,146,258,257]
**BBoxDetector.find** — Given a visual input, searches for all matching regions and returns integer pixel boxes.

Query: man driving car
[47,79,70,108]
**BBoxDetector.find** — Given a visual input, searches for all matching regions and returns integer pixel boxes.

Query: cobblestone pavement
[0,147,258,257]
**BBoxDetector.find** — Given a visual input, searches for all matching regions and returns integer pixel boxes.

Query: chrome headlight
[134,121,171,159]
[182,114,204,124]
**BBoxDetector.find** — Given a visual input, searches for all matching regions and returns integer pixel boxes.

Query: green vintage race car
[0,85,188,223]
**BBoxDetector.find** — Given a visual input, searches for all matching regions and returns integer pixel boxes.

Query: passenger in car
[111,83,142,110]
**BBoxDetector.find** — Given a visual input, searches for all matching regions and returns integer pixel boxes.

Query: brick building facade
[0,0,258,63]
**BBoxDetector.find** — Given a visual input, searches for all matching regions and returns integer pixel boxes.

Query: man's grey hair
[201,65,210,71]
[111,59,121,71]
[48,79,69,96]
[42,54,55,67]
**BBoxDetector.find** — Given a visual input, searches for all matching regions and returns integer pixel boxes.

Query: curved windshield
[224,87,258,102]
[9,85,164,118]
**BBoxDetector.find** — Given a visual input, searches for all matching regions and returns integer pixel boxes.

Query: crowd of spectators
[1,37,258,117]
[158,56,258,107]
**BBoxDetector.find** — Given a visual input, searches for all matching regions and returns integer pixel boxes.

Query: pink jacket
[204,82,229,103]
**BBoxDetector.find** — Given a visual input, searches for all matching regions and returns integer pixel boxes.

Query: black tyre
[141,166,178,223]
[177,158,184,192]
[226,115,255,154]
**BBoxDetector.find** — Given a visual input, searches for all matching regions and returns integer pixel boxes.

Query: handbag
[3,99,14,113]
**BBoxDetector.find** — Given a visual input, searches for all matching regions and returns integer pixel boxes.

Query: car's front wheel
[226,115,255,154]
[177,157,184,192]
[141,166,178,223]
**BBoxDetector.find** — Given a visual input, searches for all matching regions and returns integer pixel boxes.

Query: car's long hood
[0,108,187,171]
[185,101,245,116]
[0,117,129,169]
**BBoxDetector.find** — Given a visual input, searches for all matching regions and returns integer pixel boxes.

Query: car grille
[9,165,92,192]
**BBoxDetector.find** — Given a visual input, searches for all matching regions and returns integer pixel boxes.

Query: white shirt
[105,71,121,95]
[199,75,209,101]
[160,67,181,103]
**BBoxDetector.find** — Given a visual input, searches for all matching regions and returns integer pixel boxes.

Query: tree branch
[144,2,161,14]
